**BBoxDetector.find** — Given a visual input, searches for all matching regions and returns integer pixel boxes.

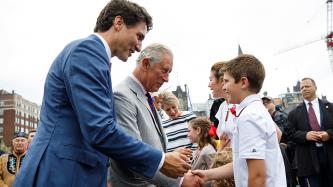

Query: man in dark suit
[288,77,333,187]
[13,1,190,186]
[111,43,202,187]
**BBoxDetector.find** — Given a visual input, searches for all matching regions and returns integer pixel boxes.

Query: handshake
[160,147,207,187]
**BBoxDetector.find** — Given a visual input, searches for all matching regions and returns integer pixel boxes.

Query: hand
[318,131,330,141]
[181,172,204,187]
[306,131,321,141]
[280,143,288,149]
[218,132,230,151]
[174,147,192,159]
[160,152,191,178]
[191,169,208,183]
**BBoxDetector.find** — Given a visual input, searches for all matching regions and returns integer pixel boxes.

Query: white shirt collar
[93,33,112,62]
[236,94,262,113]
[129,74,147,94]
[304,98,319,106]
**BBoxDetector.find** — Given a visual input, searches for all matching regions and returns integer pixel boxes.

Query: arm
[0,156,8,187]
[62,40,167,179]
[287,110,320,144]
[320,102,333,142]
[275,124,282,142]
[113,89,189,185]
[191,162,234,182]
[247,159,266,187]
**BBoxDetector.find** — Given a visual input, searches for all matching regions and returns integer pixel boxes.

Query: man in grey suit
[111,43,203,187]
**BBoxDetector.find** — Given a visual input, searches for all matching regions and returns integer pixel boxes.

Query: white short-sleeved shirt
[215,101,237,139]
[232,94,286,187]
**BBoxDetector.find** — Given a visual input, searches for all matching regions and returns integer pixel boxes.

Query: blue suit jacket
[13,34,162,187]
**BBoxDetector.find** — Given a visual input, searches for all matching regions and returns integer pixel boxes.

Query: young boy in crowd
[193,54,286,187]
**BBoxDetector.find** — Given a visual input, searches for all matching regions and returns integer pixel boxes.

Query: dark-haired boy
[193,54,286,187]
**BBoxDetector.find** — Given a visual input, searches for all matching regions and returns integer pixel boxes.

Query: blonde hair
[159,91,179,109]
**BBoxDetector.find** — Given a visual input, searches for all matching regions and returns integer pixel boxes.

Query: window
[0,101,4,106]
[0,118,3,124]
[0,109,3,115]
[0,127,3,133]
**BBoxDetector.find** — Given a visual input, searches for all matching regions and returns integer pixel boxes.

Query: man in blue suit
[13,0,191,186]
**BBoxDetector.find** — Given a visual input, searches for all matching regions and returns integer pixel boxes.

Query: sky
[1,0,332,105]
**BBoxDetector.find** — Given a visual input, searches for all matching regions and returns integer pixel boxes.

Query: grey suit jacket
[110,76,180,187]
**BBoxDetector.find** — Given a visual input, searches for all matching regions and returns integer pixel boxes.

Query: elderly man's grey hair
[136,43,173,66]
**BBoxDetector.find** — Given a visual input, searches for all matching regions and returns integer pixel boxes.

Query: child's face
[153,96,162,110]
[187,125,199,144]
[223,72,242,104]
[163,103,180,119]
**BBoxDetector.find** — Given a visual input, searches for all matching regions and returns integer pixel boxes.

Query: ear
[113,16,124,31]
[240,77,249,89]
[197,127,201,135]
[219,77,224,86]
[141,58,150,71]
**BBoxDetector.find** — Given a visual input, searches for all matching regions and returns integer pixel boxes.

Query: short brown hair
[210,61,227,82]
[94,0,153,32]
[222,54,265,93]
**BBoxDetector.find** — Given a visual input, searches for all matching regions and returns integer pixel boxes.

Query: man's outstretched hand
[160,152,191,178]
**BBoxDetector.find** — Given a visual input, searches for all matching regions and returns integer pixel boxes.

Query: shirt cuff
[178,177,184,187]
[157,152,165,171]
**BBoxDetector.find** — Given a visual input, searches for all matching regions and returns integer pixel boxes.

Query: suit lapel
[125,77,165,141]
[318,99,326,130]
[300,102,312,130]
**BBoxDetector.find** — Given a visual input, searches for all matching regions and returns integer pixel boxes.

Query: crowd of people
[0,0,331,187]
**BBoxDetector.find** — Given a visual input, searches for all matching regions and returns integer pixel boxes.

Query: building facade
[0,90,40,146]
[172,85,189,111]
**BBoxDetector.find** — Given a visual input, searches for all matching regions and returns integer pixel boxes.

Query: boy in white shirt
[193,54,286,187]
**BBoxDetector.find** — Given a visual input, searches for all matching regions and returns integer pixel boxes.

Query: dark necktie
[145,92,159,121]
[308,102,321,131]
[145,92,164,147]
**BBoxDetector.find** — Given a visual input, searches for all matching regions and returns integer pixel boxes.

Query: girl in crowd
[188,117,216,170]
[188,117,216,187]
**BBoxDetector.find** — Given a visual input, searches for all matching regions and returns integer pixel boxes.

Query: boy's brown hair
[222,54,265,93]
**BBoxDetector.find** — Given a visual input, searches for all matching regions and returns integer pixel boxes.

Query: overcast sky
[1,0,332,104]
